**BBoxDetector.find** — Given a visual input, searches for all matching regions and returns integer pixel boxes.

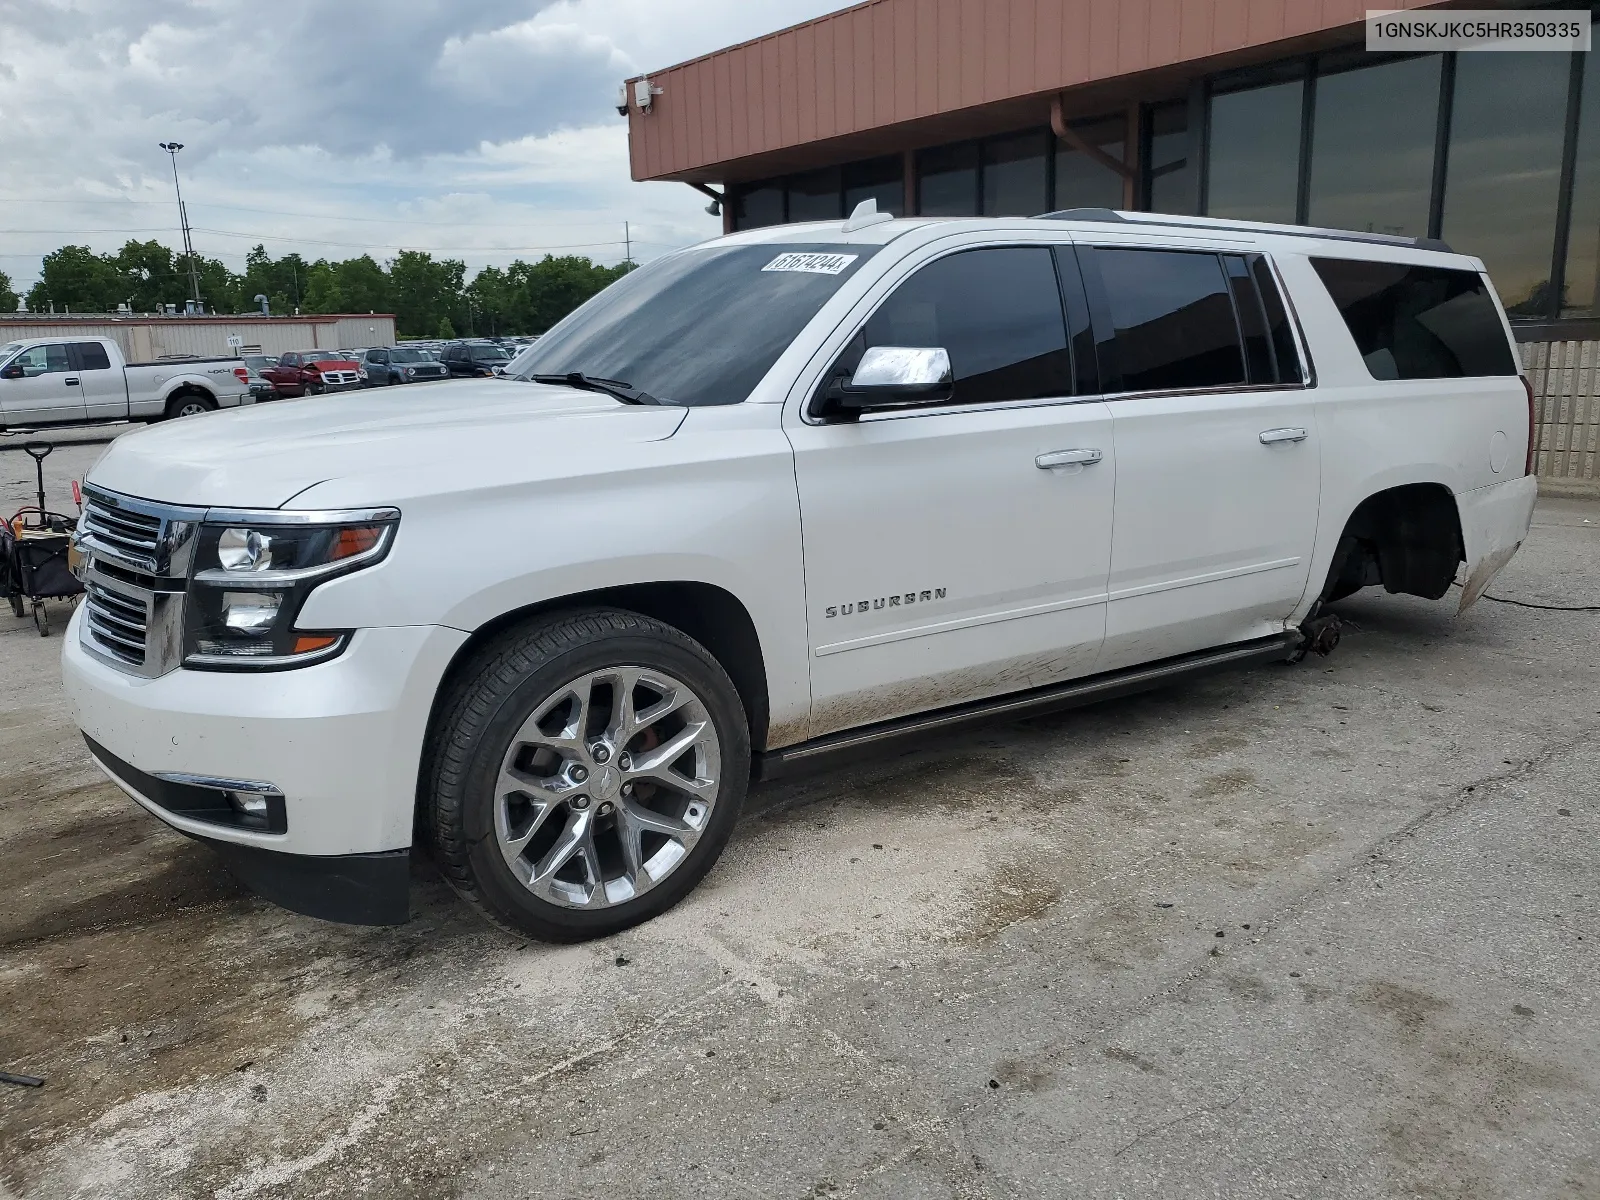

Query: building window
[1443,53,1572,317]
[982,131,1048,216]
[1307,54,1441,239]
[1207,75,1303,223]
[1564,52,1600,318]
[843,156,904,217]
[1055,116,1125,210]
[736,184,784,230]
[918,143,980,216]
[787,167,843,222]
[1145,101,1196,216]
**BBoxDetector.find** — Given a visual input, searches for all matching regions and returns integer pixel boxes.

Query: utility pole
[158,142,202,309]
[624,222,632,267]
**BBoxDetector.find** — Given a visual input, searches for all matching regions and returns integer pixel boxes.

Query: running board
[754,633,1300,781]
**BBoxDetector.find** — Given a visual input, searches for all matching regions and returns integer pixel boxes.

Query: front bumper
[62,609,469,920]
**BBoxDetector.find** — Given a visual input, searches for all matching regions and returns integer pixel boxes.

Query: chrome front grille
[321,370,360,386]
[81,495,162,572]
[83,578,149,666]
[77,487,204,678]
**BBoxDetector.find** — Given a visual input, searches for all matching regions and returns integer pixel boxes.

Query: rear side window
[73,342,112,370]
[1092,248,1246,392]
[1310,258,1517,379]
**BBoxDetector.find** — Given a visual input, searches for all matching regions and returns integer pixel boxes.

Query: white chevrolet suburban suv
[62,206,1538,941]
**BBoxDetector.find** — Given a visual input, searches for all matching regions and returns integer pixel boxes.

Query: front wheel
[425,609,749,942]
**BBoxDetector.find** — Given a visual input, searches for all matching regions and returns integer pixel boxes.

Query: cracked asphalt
[1,431,1597,1198]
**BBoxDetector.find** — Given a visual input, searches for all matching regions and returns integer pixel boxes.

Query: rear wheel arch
[1321,482,1464,603]
[162,385,217,419]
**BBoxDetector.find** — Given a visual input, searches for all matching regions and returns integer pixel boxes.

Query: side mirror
[838,346,953,408]
[0,364,23,380]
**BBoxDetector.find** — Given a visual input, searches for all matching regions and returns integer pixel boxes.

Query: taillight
[233,367,249,383]
[1521,374,1536,476]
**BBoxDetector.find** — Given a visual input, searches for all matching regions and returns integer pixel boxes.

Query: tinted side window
[1253,257,1303,384]
[1310,258,1516,379]
[853,247,1073,406]
[1093,248,1246,392]
[73,342,112,370]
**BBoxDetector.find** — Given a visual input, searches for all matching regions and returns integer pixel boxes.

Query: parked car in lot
[241,354,280,402]
[260,350,363,397]
[64,207,1537,943]
[441,340,513,377]
[360,346,450,386]
[0,335,250,428]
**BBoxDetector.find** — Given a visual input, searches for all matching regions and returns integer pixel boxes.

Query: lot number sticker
[762,252,858,275]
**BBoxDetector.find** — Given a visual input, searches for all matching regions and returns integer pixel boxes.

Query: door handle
[64,377,80,386]
[1036,448,1103,469]
[1259,427,1307,444]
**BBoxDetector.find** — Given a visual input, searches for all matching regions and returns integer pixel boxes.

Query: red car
[261,350,364,397]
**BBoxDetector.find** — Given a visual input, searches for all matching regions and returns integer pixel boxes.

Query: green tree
[389,250,464,338]
[437,316,457,339]
[113,239,177,312]
[0,268,16,313]
[26,245,124,313]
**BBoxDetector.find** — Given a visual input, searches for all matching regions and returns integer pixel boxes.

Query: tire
[305,380,324,396]
[424,608,750,942]
[9,592,24,619]
[34,603,48,637]
[165,391,217,420]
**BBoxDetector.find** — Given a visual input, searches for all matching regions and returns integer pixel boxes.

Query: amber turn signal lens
[292,635,338,654]
[331,526,382,560]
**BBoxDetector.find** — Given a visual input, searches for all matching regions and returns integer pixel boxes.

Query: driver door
[785,244,1115,739]
[0,343,86,424]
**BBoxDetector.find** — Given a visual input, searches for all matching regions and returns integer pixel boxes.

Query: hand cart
[2,442,84,637]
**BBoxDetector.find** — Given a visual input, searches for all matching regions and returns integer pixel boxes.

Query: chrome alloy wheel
[175,399,210,417]
[494,666,722,909]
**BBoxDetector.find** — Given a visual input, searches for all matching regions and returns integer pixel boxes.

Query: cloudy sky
[0,0,842,291]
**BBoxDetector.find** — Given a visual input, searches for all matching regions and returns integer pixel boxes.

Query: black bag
[14,533,82,599]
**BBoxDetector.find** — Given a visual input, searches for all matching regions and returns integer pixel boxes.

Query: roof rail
[1037,208,1453,254]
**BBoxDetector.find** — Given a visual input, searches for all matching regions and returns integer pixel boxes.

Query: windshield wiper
[527,372,660,406]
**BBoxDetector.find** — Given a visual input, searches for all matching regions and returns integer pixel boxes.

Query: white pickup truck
[62,206,1538,942]
[0,335,252,428]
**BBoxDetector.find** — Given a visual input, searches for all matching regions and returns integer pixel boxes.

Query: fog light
[222,591,281,634]
[225,789,271,818]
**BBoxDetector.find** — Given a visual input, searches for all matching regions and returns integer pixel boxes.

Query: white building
[0,313,398,360]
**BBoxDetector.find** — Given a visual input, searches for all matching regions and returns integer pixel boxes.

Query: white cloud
[0,0,841,292]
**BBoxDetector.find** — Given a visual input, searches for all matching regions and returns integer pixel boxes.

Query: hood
[87,379,688,508]
[308,358,358,369]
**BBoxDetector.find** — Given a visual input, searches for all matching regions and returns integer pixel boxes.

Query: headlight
[182,510,398,670]
[404,367,415,377]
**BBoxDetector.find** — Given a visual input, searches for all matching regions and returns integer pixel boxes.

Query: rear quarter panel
[1275,249,1530,618]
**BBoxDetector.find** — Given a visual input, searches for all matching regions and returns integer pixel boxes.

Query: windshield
[509,243,876,406]
[0,341,21,365]
[389,348,427,363]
